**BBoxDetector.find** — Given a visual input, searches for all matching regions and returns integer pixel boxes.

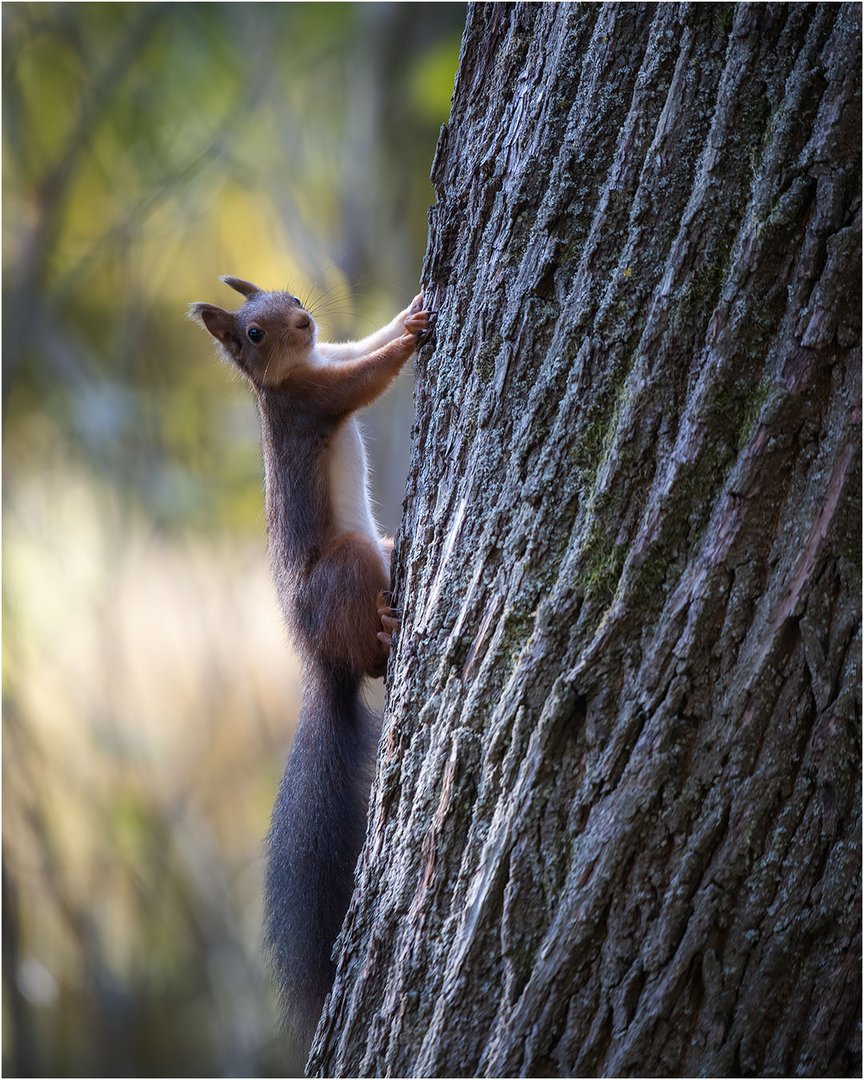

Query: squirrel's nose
[296,314,311,330]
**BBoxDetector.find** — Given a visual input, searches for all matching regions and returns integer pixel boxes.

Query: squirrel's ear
[188,302,243,361]
[220,275,262,299]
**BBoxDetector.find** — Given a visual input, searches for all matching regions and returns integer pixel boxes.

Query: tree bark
[311,4,861,1076]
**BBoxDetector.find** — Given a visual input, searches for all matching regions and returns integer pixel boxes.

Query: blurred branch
[53,64,274,306]
[7,6,165,366]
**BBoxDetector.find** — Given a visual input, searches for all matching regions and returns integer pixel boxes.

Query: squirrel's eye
[291,295,301,305]
[247,326,264,344]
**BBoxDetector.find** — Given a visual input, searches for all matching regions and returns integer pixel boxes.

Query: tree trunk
[310,4,861,1076]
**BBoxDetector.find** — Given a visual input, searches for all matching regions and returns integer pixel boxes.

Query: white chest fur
[327,418,380,543]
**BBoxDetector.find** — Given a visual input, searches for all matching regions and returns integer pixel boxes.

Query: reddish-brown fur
[287,333,420,417]
[306,530,390,676]
[189,276,432,1051]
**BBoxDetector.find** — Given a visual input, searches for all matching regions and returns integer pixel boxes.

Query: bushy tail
[264,659,378,1052]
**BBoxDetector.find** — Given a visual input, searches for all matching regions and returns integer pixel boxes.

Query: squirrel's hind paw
[368,592,401,679]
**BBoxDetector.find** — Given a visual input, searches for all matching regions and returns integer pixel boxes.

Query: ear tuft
[188,302,242,361]
[220,275,263,299]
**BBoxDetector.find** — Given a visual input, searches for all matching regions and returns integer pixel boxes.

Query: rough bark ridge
[311,5,861,1077]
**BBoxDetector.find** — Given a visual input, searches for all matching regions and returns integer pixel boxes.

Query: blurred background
[2,3,464,1075]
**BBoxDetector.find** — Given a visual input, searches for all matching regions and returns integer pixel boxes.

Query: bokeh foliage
[3,3,464,1074]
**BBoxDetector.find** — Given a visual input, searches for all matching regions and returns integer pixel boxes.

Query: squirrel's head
[189,276,317,388]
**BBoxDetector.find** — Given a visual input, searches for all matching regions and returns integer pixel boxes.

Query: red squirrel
[190,276,432,1051]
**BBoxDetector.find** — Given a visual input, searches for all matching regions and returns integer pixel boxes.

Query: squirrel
[189,276,432,1052]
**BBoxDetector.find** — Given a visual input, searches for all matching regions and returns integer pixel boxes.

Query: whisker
[306,295,354,319]
[304,282,346,310]
[303,282,335,312]
[310,306,357,322]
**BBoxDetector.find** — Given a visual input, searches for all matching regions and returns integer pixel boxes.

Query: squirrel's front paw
[395,293,423,328]
[402,308,435,349]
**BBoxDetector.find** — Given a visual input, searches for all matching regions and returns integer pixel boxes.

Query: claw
[416,315,436,348]
[404,310,432,336]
